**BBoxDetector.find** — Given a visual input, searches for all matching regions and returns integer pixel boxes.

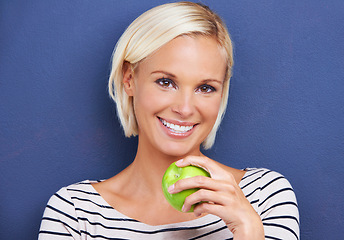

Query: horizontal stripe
[240,168,264,181]
[54,193,74,206]
[263,222,299,240]
[261,176,285,190]
[261,170,273,178]
[67,188,100,196]
[244,187,261,198]
[240,176,260,189]
[258,188,294,207]
[46,205,78,222]
[42,217,80,235]
[80,230,130,240]
[78,216,222,234]
[189,225,227,240]
[263,215,300,225]
[265,235,283,240]
[71,196,113,209]
[261,201,298,215]
[75,207,139,222]
[39,230,72,237]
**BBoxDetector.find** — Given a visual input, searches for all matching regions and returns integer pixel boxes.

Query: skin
[93,35,264,239]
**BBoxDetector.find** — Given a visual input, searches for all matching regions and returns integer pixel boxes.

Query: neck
[125,137,202,197]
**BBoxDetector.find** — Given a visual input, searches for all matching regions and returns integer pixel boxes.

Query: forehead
[136,35,227,80]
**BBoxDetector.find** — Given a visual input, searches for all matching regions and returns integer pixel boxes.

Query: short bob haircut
[108,1,233,149]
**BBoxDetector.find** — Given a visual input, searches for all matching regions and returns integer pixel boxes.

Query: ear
[122,61,135,96]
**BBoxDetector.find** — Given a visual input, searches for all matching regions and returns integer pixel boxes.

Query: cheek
[198,96,223,122]
[133,86,171,115]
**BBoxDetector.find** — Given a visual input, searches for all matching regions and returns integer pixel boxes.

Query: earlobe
[122,61,135,96]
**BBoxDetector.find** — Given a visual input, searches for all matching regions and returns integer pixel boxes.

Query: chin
[159,142,200,158]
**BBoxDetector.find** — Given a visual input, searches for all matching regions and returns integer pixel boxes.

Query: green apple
[162,162,210,212]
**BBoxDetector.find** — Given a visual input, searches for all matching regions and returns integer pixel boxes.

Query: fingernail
[182,205,187,212]
[168,184,175,193]
[176,159,184,165]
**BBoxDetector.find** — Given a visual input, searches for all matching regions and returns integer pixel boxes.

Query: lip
[157,117,198,139]
[158,117,196,126]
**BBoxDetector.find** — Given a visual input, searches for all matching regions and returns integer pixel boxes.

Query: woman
[39,2,299,239]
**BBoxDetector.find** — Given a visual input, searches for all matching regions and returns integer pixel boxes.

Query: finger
[193,202,225,218]
[168,175,227,194]
[175,156,212,171]
[182,189,228,212]
[175,156,232,180]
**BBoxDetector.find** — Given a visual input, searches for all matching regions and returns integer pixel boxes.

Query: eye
[155,78,176,89]
[196,84,216,93]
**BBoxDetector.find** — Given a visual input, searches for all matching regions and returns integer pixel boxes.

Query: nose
[171,90,195,118]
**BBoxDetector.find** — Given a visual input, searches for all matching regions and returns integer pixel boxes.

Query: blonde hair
[108,1,234,149]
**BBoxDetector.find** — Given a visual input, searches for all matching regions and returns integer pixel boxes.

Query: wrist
[232,215,264,240]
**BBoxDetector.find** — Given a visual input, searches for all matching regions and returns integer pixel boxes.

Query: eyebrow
[151,70,176,78]
[201,79,223,85]
[151,70,223,84]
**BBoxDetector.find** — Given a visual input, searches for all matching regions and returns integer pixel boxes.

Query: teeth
[161,119,194,133]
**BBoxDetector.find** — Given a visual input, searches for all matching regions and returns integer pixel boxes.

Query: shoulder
[242,167,286,179]
[39,181,98,239]
[63,180,102,197]
[52,180,98,197]
[45,180,102,212]
[241,168,294,191]
[240,168,298,214]
[241,168,299,239]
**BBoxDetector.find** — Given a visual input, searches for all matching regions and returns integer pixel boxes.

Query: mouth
[158,117,196,134]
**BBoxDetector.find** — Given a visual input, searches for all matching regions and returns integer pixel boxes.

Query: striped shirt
[39,168,299,239]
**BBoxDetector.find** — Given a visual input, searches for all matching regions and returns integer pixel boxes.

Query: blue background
[1,0,343,239]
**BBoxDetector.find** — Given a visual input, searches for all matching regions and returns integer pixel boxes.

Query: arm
[39,187,81,240]
[258,170,300,240]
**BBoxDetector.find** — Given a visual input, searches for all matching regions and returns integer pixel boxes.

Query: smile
[159,118,195,133]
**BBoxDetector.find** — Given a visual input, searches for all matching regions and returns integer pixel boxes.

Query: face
[123,36,227,158]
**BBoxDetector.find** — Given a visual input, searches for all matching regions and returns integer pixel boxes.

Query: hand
[169,156,264,240]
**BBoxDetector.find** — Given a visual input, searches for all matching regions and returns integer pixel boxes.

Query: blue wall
[1,0,343,239]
